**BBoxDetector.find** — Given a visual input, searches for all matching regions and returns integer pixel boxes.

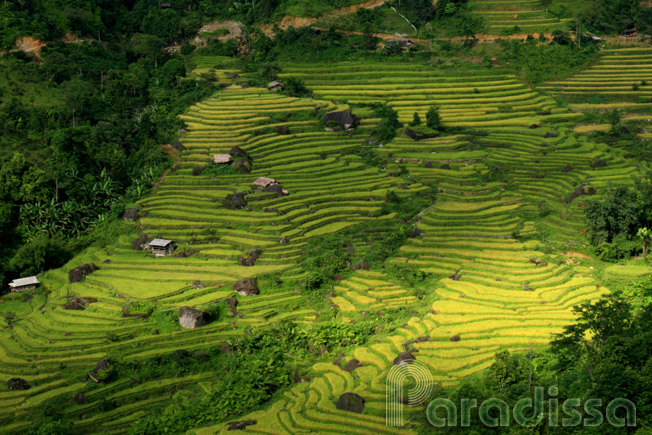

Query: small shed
[385,39,415,51]
[9,276,40,292]
[253,177,279,189]
[268,81,284,92]
[213,154,232,164]
[147,239,175,257]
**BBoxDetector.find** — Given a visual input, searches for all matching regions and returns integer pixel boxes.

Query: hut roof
[386,39,414,47]
[9,276,39,288]
[213,154,232,164]
[253,177,278,188]
[147,239,173,248]
[268,81,283,88]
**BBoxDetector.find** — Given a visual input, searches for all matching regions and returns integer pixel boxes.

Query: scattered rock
[170,139,186,151]
[191,166,203,176]
[239,249,262,266]
[122,208,140,222]
[227,420,257,431]
[178,307,207,329]
[7,378,30,391]
[393,352,415,366]
[529,124,541,129]
[69,263,98,283]
[424,161,434,168]
[567,184,597,204]
[441,163,451,170]
[74,392,88,405]
[274,125,290,135]
[323,110,359,131]
[343,359,362,372]
[131,234,151,250]
[231,158,252,174]
[64,297,98,310]
[192,281,206,289]
[450,335,461,342]
[591,159,607,169]
[562,165,573,173]
[280,236,289,244]
[351,260,371,271]
[544,132,557,138]
[409,227,422,238]
[226,297,238,316]
[234,278,259,296]
[336,393,365,414]
[404,128,440,141]
[523,285,532,291]
[103,259,111,264]
[152,329,159,335]
[88,359,113,383]
[223,192,248,210]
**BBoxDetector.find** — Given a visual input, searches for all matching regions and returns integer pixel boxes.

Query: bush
[410,112,422,126]
[426,106,442,130]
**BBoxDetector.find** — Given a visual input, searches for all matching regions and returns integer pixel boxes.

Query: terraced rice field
[280,62,580,128]
[0,59,646,433]
[541,47,652,100]
[468,0,567,32]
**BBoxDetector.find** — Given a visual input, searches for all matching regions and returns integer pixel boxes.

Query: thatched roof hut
[268,81,284,92]
[253,177,279,189]
[213,154,232,164]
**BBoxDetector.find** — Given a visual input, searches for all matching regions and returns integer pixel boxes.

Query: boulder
[170,139,186,151]
[323,110,359,131]
[178,307,207,329]
[275,125,291,135]
[74,392,89,405]
[336,392,365,414]
[64,297,97,310]
[529,124,541,129]
[229,146,248,158]
[226,297,238,316]
[238,249,262,267]
[280,237,289,244]
[131,234,151,250]
[231,158,252,174]
[7,378,30,390]
[227,420,257,431]
[441,163,451,170]
[234,278,259,296]
[262,183,286,197]
[88,359,113,383]
[404,128,440,141]
[122,208,140,222]
[523,285,533,291]
[424,161,434,168]
[69,263,98,283]
[544,132,557,138]
[450,335,461,342]
[591,159,607,169]
[409,227,422,238]
[343,359,362,372]
[393,352,415,366]
[223,192,248,210]
[562,165,573,173]
[191,166,203,176]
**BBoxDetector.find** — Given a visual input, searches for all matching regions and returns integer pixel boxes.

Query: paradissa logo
[426,387,636,428]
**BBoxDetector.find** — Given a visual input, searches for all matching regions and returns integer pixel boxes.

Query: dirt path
[260,0,390,36]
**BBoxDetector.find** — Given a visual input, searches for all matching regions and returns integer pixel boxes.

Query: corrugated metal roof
[9,276,40,288]
[148,239,173,248]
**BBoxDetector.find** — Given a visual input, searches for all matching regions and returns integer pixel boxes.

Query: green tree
[426,106,442,130]
[410,112,421,126]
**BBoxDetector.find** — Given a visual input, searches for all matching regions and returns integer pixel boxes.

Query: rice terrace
[1,0,652,434]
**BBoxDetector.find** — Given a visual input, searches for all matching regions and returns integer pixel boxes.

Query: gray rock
[178,307,207,329]
[234,278,259,296]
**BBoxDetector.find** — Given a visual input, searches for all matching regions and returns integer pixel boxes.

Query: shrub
[426,106,442,130]
[410,112,422,126]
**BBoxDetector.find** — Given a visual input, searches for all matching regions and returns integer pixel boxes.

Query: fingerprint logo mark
[386,360,433,427]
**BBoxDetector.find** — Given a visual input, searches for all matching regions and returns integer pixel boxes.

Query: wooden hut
[147,239,175,257]
[9,276,40,292]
